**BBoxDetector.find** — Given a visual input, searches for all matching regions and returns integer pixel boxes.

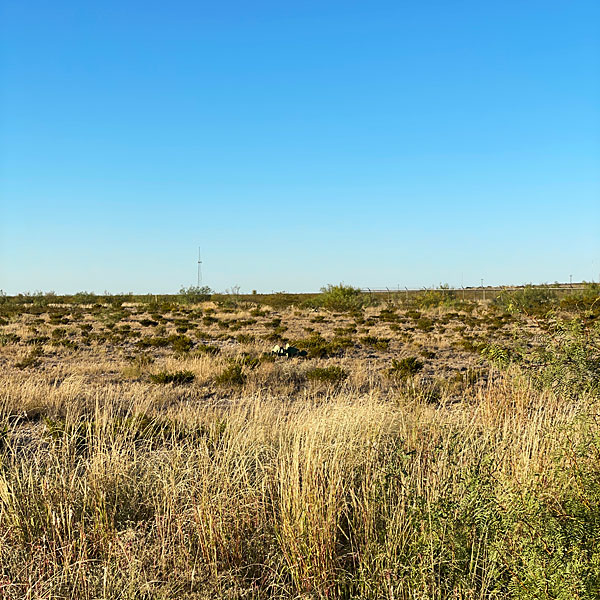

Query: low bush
[360,336,390,351]
[315,284,371,312]
[195,343,220,356]
[493,285,557,314]
[292,333,354,358]
[388,356,424,379]
[416,317,434,332]
[236,333,255,344]
[178,285,212,304]
[305,365,348,385]
[15,347,43,369]
[214,362,246,387]
[149,370,195,385]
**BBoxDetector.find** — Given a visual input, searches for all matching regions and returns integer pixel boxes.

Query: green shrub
[170,334,193,353]
[214,362,246,387]
[265,318,282,328]
[237,353,260,369]
[457,337,484,353]
[416,285,460,308]
[416,317,434,332]
[178,285,212,304]
[292,333,354,358]
[360,336,390,351]
[15,347,43,369]
[388,357,424,379]
[1,333,22,345]
[136,334,193,353]
[378,308,399,322]
[138,318,158,327]
[560,282,600,314]
[236,333,255,344]
[305,365,348,385]
[317,284,370,312]
[149,370,195,385]
[493,285,557,314]
[195,343,220,356]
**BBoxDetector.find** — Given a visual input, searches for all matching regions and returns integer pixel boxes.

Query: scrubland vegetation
[0,284,599,598]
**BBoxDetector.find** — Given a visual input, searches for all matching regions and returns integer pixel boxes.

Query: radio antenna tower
[197,247,203,288]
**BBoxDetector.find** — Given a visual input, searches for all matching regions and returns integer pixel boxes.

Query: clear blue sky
[1,1,599,294]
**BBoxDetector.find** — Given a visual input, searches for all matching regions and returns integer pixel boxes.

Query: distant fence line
[358,286,588,302]
[360,287,586,293]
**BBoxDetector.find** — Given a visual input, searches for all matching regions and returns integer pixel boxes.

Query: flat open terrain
[0,287,599,599]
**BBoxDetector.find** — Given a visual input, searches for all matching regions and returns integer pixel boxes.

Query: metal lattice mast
[197,247,202,288]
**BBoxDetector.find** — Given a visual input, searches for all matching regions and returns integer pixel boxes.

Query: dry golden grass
[0,298,598,598]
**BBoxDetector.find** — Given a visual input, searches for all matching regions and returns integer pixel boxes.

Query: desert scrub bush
[193,342,220,356]
[236,333,255,344]
[416,317,435,332]
[481,343,517,368]
[416,285,463,308]
[214,361,246,386]
[292,333,354,358]
[305,365,348,385]
[122,353,155,378]
[378,308,399,322]
[310,315,327,323]
[237,318,257,327]
[262,331,289,344]
[149,370,195,384]
[561,282,600,314]
[493,284,557,315]
[360,335,390,351]
[136,334,193,353]
[316,283,371,312]
[405,309,422,320]
[521,318,600,399]
[265,317,282,328]
[178,285,212,304]
[236,352,261,369]
[51,327,67,340]
[194,329,214,341]
[15,346,43,369]
[171,334,194,353]
[456,336,484,353]
[25,335,49,346]
[334,325,357,336]
[387,356,424,379]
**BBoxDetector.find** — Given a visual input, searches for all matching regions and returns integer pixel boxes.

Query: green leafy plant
[360,336,390,351]
[214,362,246,387]
[493,285,557,315]
[387,356,424,379]
[316,284,371,312]
[149,370,195,384]
[15,347,43,369]
[305,365,348,385]
[178,285,213,304]
[292,333,354,358]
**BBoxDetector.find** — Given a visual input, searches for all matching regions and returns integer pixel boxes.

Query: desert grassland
[0,287,599,599]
